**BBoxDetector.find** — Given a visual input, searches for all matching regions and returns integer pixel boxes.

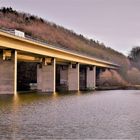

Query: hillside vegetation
[0,8,128,63]
[0,7,139,86]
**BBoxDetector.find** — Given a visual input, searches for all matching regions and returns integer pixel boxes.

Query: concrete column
[68,63,79,91]
[87,66,96,89]
[0,50,17,95]
[37,58,56,92]
[60,66,68,85]
[59,66,68,91]
[37,64,42,91]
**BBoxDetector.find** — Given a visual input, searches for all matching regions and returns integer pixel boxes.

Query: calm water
[0,90,140,139]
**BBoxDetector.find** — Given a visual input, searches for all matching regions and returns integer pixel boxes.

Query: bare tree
[128,46,140,61]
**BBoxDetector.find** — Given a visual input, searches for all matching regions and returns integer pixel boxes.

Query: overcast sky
[1,0,140,55]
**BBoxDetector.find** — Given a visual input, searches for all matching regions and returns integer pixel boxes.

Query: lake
[0,90,140,139]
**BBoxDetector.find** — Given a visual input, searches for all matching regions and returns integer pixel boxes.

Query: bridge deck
[0,29,119,69]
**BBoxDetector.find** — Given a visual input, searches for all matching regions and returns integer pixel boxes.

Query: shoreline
[97,85,140,90]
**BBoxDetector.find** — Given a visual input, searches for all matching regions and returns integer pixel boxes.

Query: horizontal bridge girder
[0,31,119,69]
[17,54,41,62]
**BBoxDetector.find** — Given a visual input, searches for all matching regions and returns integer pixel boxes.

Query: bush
[99,69,127,87]
[126,67,140,85]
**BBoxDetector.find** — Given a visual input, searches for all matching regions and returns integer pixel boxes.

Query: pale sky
[1,0,140,55]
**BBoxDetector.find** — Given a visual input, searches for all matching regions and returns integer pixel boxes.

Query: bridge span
[0,29,119,94]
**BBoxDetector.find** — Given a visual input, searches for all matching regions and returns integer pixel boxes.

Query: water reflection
[0,90,140,139]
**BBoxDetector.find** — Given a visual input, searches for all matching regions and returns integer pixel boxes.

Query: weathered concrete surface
[37,64,42,91]
[59,66,68,91]
[37,58,56,92]
[86,66,96,89]
[60,66,68,85]
[68,63,79,91]
[0,51,16,94]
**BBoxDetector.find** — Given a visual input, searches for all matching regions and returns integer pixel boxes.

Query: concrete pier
[37,64,42,91]
[68,63,79,91]
[0,50,17,94]
[59,66,68,90]
[86,66,96,89]
[37,58,56,92]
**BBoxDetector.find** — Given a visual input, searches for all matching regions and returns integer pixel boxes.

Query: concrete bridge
[0,29,119,95]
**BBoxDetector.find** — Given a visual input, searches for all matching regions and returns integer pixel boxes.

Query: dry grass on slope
[1,7,136,85]
[0,7,127,65]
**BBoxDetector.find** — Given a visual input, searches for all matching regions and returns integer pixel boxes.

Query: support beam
[37,58,56,92]
[0,50,17,94]
[17,54,41,62]
[68,63,79,91]
[87,66,96,89]
[14,51,17,95]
